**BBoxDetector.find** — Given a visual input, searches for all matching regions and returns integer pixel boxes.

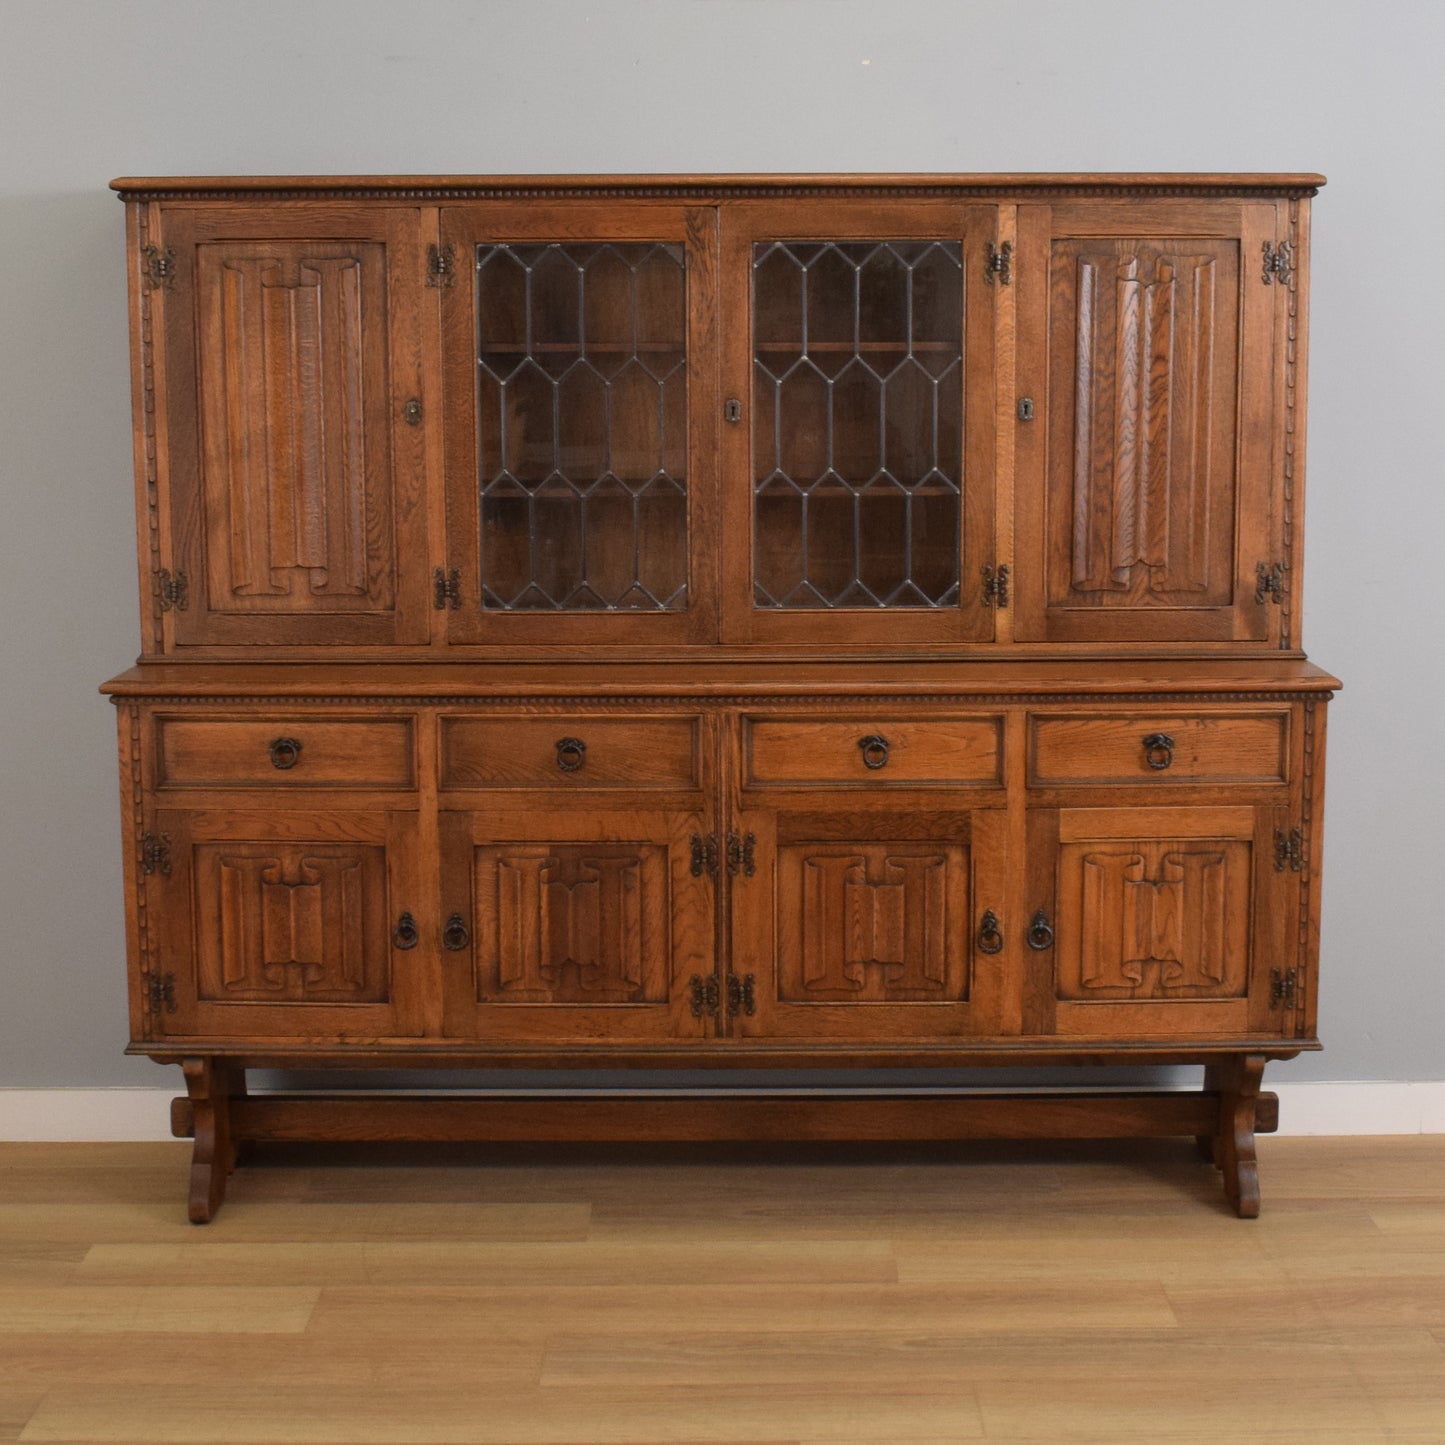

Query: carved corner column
[181,1056,244,1224]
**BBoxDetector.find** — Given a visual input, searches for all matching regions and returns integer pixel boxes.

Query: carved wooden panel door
[154,205,430,646]
[727,806,1011,1041]
[1025,805,1299,1039]
[1013,201,1284,644]
[438,809,717,1042]
[144,808,425,1041]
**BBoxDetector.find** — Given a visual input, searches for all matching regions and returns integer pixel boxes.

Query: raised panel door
[1014,201,1282,644]
[153,205,430,647]
[143,808,425,1041]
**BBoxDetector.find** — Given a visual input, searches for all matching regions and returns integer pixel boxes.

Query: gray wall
[0,0,1439,1088]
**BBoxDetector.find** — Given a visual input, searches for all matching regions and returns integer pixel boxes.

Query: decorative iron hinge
[1255,561,1286,605]
[982,562,1010,608]
[726,972,756,1017]
[984,241,1012,286]
[140,832,171,878]
[1262,241,1293,285]
[1274,826,1303,873]
[141,244,176,291]
[433,566,461,610]
[726,831,756,878]
[690,832,719,878]
[145,971,177,1014]
[156,568,188,612]
[689,973,720,1018]
[427,243,456,288]
[1270,967,1298,1009]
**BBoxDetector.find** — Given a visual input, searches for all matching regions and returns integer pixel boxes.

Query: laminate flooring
[1,1135,1442,1443]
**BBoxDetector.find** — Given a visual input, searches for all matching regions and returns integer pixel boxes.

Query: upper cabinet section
[117,176,1318,657]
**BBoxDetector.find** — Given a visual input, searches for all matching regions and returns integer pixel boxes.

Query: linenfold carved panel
[193,842,389,1002]
[196,242,393,612]
[1049,239,1239,609]
[1056,838,1251,1000]
[777,844,970,1002]
[474,845,669,1003]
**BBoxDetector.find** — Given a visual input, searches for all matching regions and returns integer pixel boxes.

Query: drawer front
[440,716,701,789]
[1029,712,1289,786]
[746,718,1003,787]
[157,718,415,789]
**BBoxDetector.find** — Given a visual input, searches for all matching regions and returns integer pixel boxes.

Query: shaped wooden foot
[1216,1054,1267,1218]
[181,1057,242,1224]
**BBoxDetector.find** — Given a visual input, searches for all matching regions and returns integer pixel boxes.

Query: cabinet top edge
[109,171,1327,200]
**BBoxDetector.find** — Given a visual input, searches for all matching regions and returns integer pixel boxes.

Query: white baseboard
[2,1082,1443,1142]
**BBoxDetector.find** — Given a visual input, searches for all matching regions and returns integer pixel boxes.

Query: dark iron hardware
[403,398,423,426]
[1270,967,1298,1009]
[1017,397,1035,422]
[689,974,720,1017]
[427,243,456,287]
[156,569,188,612]
[727,972,757,1017]
[977,909,1004,955]
[140,832,171,878]
[442,913,470,951]
[1255,561,1286,605]
[858,734,891,770]
[268,736,302,770]
[985,240,1012,285]
[1275,827,1303,872]
[142,244,176,291]
[724,398,743,423]
[554,737,587,773]
[1142,733,1175,771]
[726,831,757,877]
[146,971,176,1014]
[1262,241,1293,285]
[690,832,719,878]
[391,912,419,951]
[982,562,1010,608]
[433,566,461,610]
[1026,909,1055,951]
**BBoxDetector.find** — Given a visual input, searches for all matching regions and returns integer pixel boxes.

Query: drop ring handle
[858,734,891,770]
[555,737,587,773]
[1026,910,1055,951]
[268,736,302,770]
[1142,733,1175,770]
[443,913,470,951]
[977,909,1004,955]
[392,913,419,951]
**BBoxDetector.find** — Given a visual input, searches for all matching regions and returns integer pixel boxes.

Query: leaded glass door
[719,204,998,645]
[439,204,720,644]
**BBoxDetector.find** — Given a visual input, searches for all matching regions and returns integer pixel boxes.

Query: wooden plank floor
[1,1136,1443,1443]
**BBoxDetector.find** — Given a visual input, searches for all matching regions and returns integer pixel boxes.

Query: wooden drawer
[1029,712,1289,786]
[746,718,1003,787]
[156,717,415,789]
[440,716,700,790]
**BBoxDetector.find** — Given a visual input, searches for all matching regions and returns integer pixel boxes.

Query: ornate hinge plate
[156,569,188,612]
[1262,241,1293,285]
[1270,967,1298,1009]
[140,832,172,878]
[726,972,756,1017]
[145,971,177,1014]
[690,832,719,878]
[141,244,176,291]
[726,831,756,878]
[982,563,1010,608]
[689,974,720,1018]
[433,566,461,610]
[1274,826,1303,873]
[427,243,456,288]
[1255,561,1286,605]
[984,240,1012,286]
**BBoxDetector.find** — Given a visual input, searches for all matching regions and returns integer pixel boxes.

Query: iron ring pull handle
[1026,909,1055,951]
[443,913,471,952]
[555,737,587,773]
[268,736,302,770]
[1142,732,1175,771]
[392,912,419,951]
[858,734,891,770]
[977,909,1004,955]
